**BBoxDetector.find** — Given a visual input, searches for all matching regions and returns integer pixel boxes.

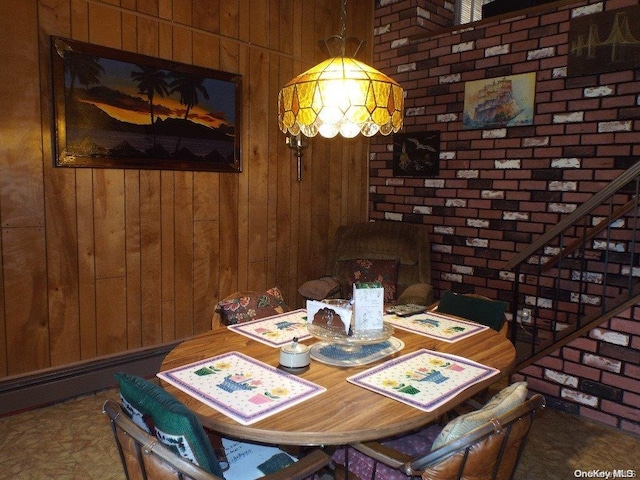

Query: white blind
[456,0,491,25]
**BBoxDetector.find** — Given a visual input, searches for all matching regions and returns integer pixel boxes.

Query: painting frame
[462,73,535,130]
[567,5,640,77]
[51,36,242,172]
[392,131,440,178]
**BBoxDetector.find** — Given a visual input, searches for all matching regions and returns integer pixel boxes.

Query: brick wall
[373,0,640,434]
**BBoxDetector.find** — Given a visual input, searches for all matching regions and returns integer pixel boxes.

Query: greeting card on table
[228,309,311,347]
[353,282,384,331]
[384,310,488,342]
[158,351,325,425]
[347,349,499,412]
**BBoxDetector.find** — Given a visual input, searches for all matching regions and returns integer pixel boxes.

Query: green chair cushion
[432,382,528,450]
[115,372,224,477]
[437,291,507,331]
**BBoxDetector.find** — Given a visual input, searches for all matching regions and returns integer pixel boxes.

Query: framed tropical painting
[51,36,242,172]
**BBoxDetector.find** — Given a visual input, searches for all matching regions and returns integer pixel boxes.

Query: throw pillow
[218,287,290,325]
[431,382,528,450]
[115,373,224,477]
[345,259,399,302]
[437,291,508,332]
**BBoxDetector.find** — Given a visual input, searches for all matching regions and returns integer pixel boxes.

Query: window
[455,0,492,25]
[456,0,562,25]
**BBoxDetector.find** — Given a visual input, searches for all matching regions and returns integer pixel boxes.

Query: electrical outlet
[516,309,532,324]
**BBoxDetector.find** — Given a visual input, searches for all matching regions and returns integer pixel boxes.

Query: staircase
[506,161,640,371]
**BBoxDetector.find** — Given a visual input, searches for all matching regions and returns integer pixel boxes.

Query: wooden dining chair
[104,399,330,480]
[332,391,545,480]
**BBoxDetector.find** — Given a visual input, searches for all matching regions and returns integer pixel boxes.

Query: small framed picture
[462,73,535,129]
[393,131,440,178]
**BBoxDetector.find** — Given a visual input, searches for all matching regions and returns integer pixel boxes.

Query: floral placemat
[227,309,311,347]
[158,351,325,425]
[309,337,405,367]
[347,349,499,412]
[384,310,488,342]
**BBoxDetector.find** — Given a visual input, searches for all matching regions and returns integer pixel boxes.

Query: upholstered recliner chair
[298,221,433,306]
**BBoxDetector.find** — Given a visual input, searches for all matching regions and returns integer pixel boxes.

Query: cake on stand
[307,301,403,366]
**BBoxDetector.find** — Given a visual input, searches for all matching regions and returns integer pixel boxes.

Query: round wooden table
[160,324,515,446]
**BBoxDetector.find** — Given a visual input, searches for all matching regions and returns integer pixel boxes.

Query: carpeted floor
[516,406,639,479]
[0,387,638,479]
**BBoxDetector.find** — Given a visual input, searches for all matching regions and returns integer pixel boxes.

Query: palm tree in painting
[168,72,210,153]
[131,66,170,145]
[65,52,104,99]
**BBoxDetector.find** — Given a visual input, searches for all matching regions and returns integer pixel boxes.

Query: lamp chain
[340,0,347,55]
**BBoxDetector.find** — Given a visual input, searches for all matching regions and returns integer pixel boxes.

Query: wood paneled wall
[0,0,371,378]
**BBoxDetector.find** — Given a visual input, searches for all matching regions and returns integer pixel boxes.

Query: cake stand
[307,322,402,366]
[307,322,394,349]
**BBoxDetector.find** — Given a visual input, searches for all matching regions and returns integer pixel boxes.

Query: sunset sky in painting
[70,57,236,129]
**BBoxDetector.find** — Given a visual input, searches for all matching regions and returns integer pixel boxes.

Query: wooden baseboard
[0,341,180,416]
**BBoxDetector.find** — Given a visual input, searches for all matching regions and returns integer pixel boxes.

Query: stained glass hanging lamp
[277,0,404,140]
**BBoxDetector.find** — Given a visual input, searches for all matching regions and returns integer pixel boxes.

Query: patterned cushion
[431,382,528,450]
[332,424,442,480]
[218,287,290,325]
[332,447,407,480]
[343,259,399,302]
[437,291,508,332]
[115,373,224,477]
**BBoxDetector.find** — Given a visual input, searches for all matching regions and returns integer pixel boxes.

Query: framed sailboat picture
[51,36,242,172]
[462,73,535,129]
